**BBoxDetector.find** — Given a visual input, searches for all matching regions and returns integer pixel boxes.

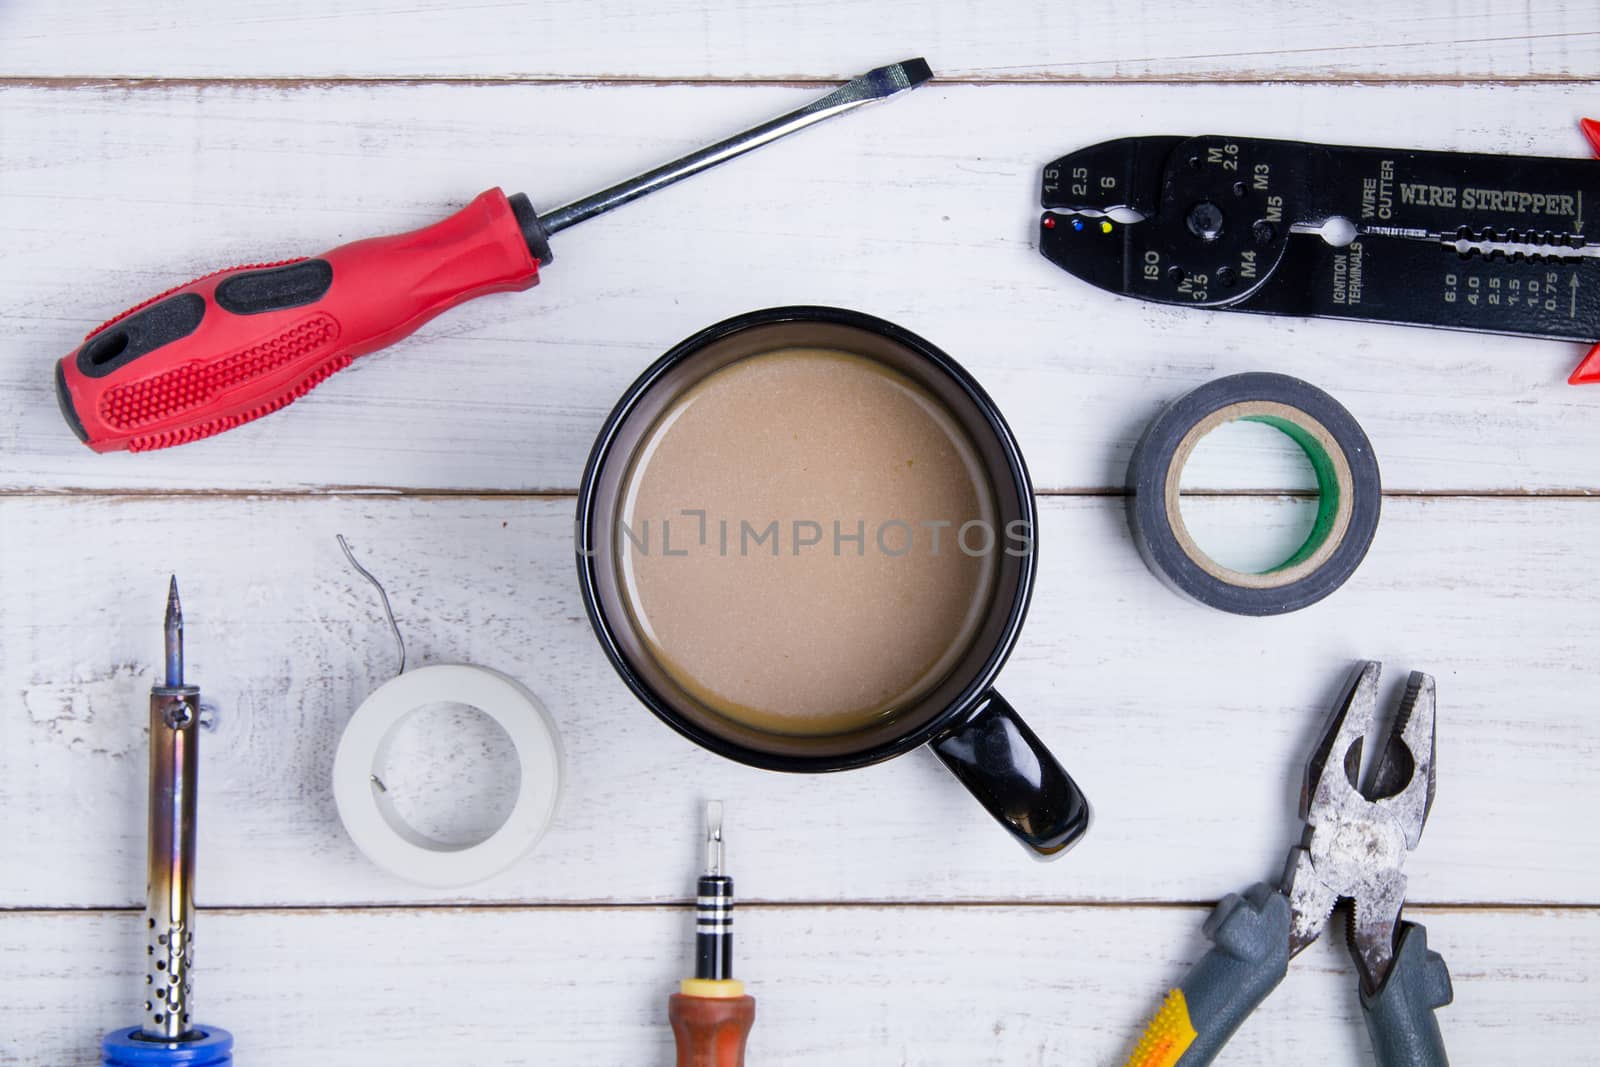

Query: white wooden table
[3,3,1598,1063]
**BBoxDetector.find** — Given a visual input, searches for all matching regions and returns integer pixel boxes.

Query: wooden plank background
[2,1,1597,1063]
[1,0,1595,81]
[12,907,1597,1065]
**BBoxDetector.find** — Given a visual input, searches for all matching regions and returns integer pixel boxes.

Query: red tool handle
[54,188,543,452]
[669,993,755,1067]
[1569,118,1600,385]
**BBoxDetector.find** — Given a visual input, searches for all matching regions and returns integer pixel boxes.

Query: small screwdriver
[669,801,755,1067]
[53,58,933,453]
[101,579,234,1067]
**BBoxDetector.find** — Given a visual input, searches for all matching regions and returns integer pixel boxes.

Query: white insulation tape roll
[333,663,562,888]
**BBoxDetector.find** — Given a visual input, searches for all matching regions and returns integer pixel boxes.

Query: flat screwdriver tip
[852,57,933,101]
[891,57,933,88]
[704,800,724,877]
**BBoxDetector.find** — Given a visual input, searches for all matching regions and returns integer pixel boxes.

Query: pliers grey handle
[1122,886,1450,1066]
[1362,921,1453,1067]
[1120,884,1289,1067]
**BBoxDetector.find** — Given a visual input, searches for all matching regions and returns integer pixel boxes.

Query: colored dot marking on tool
[1043,216,1056,229]
[1072,218,1085,231]
[1101,220,1114,234]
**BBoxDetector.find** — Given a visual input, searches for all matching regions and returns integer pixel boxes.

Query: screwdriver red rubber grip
[54,188,540,452]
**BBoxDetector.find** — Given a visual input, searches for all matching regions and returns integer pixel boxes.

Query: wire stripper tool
[1041,120,1600,384]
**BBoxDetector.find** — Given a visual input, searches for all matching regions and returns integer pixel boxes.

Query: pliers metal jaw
[1286,663,1436,992]
[1122,662,1451,1067]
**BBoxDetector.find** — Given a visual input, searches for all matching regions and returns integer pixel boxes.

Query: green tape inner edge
[1240,414,1342,575]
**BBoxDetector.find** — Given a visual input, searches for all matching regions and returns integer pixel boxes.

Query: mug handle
[931,690,1092,858]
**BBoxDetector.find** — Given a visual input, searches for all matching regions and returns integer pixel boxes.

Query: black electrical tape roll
[1127,372,1381,616]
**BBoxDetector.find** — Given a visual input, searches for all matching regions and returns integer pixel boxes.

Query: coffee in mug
[616,346,1000,736]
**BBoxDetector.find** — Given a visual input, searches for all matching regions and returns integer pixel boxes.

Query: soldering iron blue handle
[102,1025,233,1066]
[1360,922,1452,1067]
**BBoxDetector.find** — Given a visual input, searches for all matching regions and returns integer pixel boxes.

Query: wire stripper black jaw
[1038,121,1600,384]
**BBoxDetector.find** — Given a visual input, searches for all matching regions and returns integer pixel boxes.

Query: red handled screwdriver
[54,59,931,453]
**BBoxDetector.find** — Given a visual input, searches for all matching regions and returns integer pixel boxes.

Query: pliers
[1124,662,1451,1067]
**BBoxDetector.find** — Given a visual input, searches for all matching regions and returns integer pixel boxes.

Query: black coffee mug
[575,307,1091,857]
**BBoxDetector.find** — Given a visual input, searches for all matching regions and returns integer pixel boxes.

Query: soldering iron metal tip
[164,575,183,687]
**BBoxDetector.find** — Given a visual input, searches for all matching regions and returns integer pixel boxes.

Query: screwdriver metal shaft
[537,58,933,236]
[696,800,733,982]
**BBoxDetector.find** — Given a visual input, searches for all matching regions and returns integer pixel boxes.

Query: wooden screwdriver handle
[669,993,755,1067]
